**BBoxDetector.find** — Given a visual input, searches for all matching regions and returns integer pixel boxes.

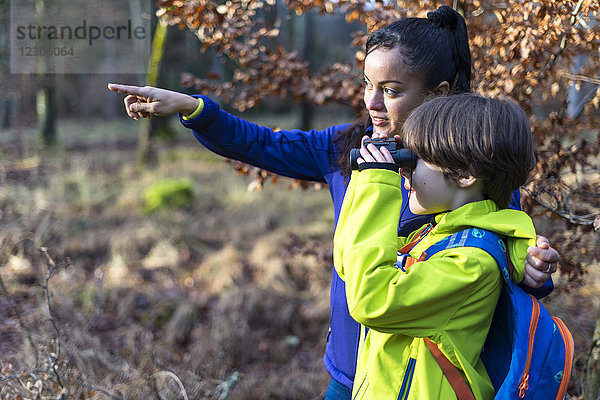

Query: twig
[40,247,66,390]
[0,374,22,383]
[560,72,600,119]
[215,371,241,400]
[522,186,598,226]
[0,376,33,397]
[16,375,39,397]
[0,232,35,262]
[28,371,57,397]
[75,379,124,400]
[2,250,120,399]
[151,370,190,400]
[562,72,600,86]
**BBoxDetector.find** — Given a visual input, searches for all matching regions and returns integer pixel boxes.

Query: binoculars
[350,138,417,170]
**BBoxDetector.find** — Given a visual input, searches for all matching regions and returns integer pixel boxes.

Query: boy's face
[363,47,428,139]
[400,159,460,215]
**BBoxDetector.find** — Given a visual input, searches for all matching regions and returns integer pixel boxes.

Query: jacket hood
[433,200,537,283]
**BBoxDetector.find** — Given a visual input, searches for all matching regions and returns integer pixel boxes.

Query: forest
[0,0,599,399]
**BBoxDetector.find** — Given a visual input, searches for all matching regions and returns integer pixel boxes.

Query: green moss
[142,178,194,214]
[78,281,100,314]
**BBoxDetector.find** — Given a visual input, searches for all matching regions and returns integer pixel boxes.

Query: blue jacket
[179,95,552,390]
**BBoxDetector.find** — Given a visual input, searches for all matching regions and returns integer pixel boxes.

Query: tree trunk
[566,55,599,120]
[1,98,12,129]
[137,18,169,166]
[37,76,57,146]
[34,0,57,146]
[299,11,314,131]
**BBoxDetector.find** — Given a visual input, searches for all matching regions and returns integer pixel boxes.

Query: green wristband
[182,98,204,120]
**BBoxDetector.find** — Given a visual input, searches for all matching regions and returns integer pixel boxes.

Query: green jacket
[333,169,537,400]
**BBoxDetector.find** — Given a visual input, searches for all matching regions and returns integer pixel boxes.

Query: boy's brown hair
[402,93,535,208]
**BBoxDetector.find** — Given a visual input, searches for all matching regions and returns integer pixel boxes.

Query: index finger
[379,145,394,163]
[107,83,147,97]
[536,235,550,249]
[527,246,560,266]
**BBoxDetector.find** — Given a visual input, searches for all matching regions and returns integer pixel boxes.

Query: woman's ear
[433,81,450,95]
[457,176,478,188]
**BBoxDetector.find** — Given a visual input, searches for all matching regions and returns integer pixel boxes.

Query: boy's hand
[107,83,199,119]
[357,135,395,165]
[521,236,559,288]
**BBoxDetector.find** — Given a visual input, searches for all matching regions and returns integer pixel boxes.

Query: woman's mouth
[370,115,388,127]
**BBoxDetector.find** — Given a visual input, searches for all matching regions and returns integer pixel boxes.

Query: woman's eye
[364,80,373,89]
[384,87,399,95]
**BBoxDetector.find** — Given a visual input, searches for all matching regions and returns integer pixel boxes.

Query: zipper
[518,295,540,398]
[398,358,416,400]
[353,325,369,400]
[352,373,368,400]
[552,317,574,400]
[356,324,368,369]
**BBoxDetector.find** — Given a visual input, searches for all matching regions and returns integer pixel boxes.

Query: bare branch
[522,186,598,226]
[75,378,124,400]
[40,247,66,390]
[151,370,190,400]
[562,72,600,86]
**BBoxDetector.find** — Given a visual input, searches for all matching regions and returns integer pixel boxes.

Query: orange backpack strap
[398,224,432,254]
[402,227,476,399]
[424,338,476,400]
[396,224,432,271]
[401,252,427,270]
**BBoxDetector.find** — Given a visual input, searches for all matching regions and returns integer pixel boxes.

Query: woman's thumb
[130,102,144,112]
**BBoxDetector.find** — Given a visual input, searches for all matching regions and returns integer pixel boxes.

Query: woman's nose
[364,89,384,111]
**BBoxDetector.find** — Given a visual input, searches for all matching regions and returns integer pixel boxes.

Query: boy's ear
[433,81,451,96]
[457,176,478,188]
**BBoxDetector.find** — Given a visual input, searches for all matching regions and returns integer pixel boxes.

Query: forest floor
[0,116,598,399]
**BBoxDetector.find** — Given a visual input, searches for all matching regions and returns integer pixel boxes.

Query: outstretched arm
[521,235,559,288]
[107,83,199,119]
[109,83,341,183]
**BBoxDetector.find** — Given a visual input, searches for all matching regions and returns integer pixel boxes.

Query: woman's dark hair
[334,5,472,180]
[402,94,536,209]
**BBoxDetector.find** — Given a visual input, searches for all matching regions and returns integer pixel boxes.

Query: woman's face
[363,47,429,138]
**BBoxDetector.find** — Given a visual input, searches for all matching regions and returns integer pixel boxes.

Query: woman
[108,5,559,399]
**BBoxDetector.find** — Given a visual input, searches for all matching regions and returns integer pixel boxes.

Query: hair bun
[427,5,459,30]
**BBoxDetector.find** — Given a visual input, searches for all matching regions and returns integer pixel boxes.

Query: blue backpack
[419,228,574,400]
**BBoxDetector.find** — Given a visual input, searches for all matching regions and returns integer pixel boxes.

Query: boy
[333,94,537,399]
